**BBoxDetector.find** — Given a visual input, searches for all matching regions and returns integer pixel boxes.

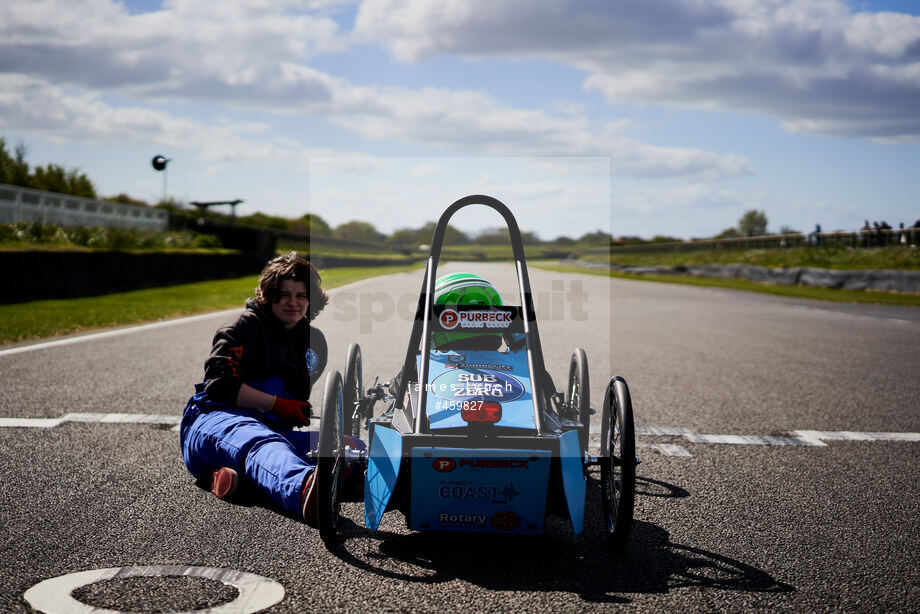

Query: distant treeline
[5,135,854,250]
[160,203,615,248]
[1,137,96,198]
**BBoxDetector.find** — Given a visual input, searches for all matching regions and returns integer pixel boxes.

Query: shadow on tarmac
[325,476,794,604]
[635,476,691,499]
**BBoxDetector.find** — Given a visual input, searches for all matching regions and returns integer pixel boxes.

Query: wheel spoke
[330,457,342,519]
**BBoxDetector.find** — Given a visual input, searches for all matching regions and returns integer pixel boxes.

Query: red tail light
[461,401,502,423]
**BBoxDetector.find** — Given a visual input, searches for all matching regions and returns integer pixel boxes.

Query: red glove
[271,397,311,426]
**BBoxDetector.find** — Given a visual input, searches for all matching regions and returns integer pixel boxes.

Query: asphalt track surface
[2,262,919,613]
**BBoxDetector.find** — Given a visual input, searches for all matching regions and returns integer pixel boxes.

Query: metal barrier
[606,228,920,254]
[171,215,413,255]
[0,183,168,231]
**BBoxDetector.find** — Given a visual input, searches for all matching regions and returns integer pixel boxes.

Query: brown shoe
[210,467,239,500]
[301,470,318,527]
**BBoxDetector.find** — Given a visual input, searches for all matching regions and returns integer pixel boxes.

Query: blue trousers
[180,383,363,517]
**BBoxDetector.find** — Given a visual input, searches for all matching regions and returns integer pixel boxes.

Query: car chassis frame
[310,195,637,550]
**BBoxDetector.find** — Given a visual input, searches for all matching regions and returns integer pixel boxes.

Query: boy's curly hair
[255,251,329,320]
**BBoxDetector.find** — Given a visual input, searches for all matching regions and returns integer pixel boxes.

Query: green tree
[66,168,96,197]
[238,212,290,230]
[154,197,185,212]
[1,138,98,196]
[108,193,151,207]
[334,220,383,242]
[519,231,543,245]
[4,141,32,187]
[738,209,768,237]
[31,164,97,197]
[0,138,14,184]
[299,213,331,236]
[714,227,741,239]
[385,228,419,247]
[416,222,469,245]
[32,164,69,193]
[577,230,613,245]
[475,228,511,245]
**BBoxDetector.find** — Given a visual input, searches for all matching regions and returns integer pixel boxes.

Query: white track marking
[64,412,180,425]
[3,416,919,458]
[0,417,64,428]
[589,438,693,457]
[637,426,697,436]
[685,433,828,447]
[591,425,696,436]
[792,430,920,442]
[0,413,179,428]
[23,565,284,614]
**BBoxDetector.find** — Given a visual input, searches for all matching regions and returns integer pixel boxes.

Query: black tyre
[567,348,590,452]
[343,343,363,440]
[599,376,636,551]
[317,371,345,546]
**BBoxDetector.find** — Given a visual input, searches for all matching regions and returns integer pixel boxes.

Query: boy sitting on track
[179,251,362,526]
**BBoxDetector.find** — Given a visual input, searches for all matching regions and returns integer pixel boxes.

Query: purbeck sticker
[438,309,512,330]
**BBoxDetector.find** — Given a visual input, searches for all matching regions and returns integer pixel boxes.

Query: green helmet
[431,272,504,350]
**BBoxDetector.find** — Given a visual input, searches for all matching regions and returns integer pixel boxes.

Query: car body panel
[418,348,535,431]
[559,430,586,534]
[408,447,552,534]
[364,425,403,531]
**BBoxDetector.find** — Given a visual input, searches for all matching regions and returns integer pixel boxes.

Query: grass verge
[535,263,920,306]
[593,245,920,270]
[0,263,423,345]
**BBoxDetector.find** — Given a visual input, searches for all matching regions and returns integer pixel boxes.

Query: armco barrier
[573,261,920,294]
[1,250,269,303]
[0,183,168,231]
[602,228,920,254]
[1,250,421,304]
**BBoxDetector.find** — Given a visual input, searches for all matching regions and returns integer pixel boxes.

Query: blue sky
[2,0,918,240]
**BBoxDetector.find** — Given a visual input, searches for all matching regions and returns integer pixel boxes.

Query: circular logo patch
[305,349,319,374]
[432,458,456,473]
[439,309,459,330]
[490,511,521,531]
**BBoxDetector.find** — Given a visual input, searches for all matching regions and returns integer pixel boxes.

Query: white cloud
[0,0,753,179]
[611,181,766,238]
[355,0,920,141]
[0,0,345,104]
[326,85,752,178]
[410,163,443,177]
[0,74,364,170]
[308,156,611,239]
[619,183,746,216]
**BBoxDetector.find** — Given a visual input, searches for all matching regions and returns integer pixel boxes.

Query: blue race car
[312,195,637,550]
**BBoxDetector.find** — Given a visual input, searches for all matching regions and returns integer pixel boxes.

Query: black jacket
[204,298,327,404]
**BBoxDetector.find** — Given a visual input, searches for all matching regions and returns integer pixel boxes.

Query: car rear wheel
[343,343,363,440]
[567,348,590,453]
[317,371,345,547]
[600,376,636,551]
